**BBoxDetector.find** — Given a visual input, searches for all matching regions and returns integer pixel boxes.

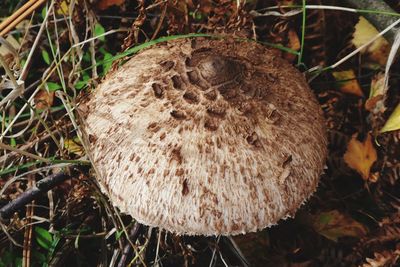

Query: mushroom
[78,37,327,236]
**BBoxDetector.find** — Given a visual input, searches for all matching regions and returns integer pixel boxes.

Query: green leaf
[102,52,113,75]
[0,251,19,267]
[380,103,400,133]
[48,234,61,258]
[14,257,22,267]
[46,82,62,92]
[75,81,86,90]
[42,50,50,65]
[35,226,53,250]
[83,52,91,62]
[32,250,47,264]
[41,7,47,20]
[115,230,124,241]
[94,23,105,41]
[312,210,367,242]
[75,74,90,90]
[74,232,80,249]
[10,138,16,147]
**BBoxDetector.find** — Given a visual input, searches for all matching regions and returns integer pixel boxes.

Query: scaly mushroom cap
[79,37,327,236]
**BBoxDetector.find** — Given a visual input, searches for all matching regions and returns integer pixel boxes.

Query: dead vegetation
[0,0,400,266]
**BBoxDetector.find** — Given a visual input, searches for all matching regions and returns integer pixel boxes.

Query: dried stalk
[0,0,47,37]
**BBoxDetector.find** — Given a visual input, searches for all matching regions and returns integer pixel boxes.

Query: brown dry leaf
[312,210,368,242]
[97,0,125,10]
[365,73,385,111]
[0,35,20,56]
[332,70,363,96]
[362,246,400,267]
[34,90,54,110]
[344,133,377,181]
[283,29,300,62]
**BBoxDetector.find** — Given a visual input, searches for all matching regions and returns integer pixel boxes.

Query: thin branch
[0,0,36,33]
[0,172,71,220]
[0,142,51,163]
[19,0,55,82]
[0,0,47,37]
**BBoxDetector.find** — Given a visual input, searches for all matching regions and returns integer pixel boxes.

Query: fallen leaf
[64,138,84,156]
[352,16,389,66]
[365,73,385,111]
[56,0,69,15]
[344,133,377,181]
[380,103,400,133]
[283,29,300,62]
[97,0,125,10]
[312,210,368,242]
[332,70,363,96]
[0,35,20,56]
[34,90,54,110]
[362,247,400,267]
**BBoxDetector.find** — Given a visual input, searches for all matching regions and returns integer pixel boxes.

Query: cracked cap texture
[79,37,327,235]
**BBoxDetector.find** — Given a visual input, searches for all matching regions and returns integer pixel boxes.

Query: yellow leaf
[332,70,363,96]
[344,133,377,181]
[312,210,368,242]
[352,17,389,66]
[56,1,69,15]
[64,138,84,156]
[380,103,400,133]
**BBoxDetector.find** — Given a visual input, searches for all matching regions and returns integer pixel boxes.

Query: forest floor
[1,0,400,266]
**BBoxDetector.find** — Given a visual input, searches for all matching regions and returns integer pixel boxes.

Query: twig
[0,142,51,163]
[308,17,400,76]
[208,236,221,267]
[0,0,47,37]
[22,176,34,267]
[117,222,141,267]
[0,54,24,108]
[0,172,71,220]
[152,228,161,266]
[150,1,167,40]
[224,236,250,267]
[19,0,55,82]
[0,0,36,33]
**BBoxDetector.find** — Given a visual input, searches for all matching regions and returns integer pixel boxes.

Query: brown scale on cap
[79,37,327,236]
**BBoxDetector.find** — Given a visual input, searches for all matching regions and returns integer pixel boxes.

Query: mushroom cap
[79,37,327,236]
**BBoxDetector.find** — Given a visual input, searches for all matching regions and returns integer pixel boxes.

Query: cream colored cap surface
[79,37,327,235]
